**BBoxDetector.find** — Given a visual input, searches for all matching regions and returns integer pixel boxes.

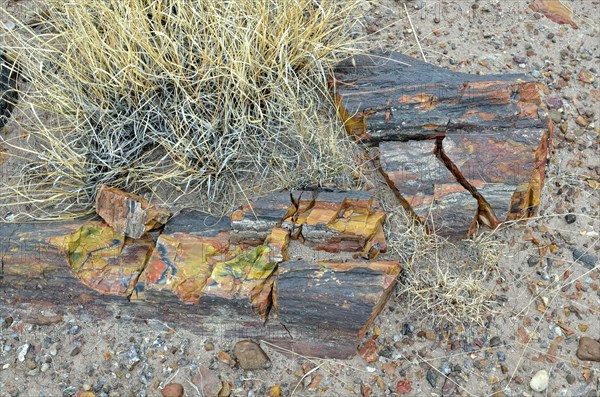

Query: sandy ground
[0,0,599,396]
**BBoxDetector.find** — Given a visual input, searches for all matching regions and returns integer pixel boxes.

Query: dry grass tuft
[0,0,364,219]
[385,207,505,327]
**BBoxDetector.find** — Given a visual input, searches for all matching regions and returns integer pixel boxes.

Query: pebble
[440,361,451,375]
[545,96,563,109]
[565,214,577,224]
[25,358,37,370]
[497,352,506,362]
[527,255,541,267]
[490,336,502,347]
[579,69,595,84]
[161,383,184,397]
[548,109,563,123]
[576,337,600,362]
[530,370,549,392]
[441,376,457,396]
[16,343,29,362]
[572,248,598,269]
[192,367,222,397]
[532,70,541,78]
[232,340,271,370]
[426,368,438,388]
[402,323,414,336]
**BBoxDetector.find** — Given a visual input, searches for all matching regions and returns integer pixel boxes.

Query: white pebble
[16,343,29,362]
[529,369,549,392]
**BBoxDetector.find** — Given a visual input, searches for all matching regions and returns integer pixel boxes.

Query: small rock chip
[232,340,271,370]
[564,214,576,224]
[161,383,184,397]
[308,374,324,389]
[70,346,81,357]
[95,184,170,239]
[513,55,527,64]
[572,248,598,269]
[218,382,232,397]
[358,339,379,363]
[25,358,37,370]
[545,96,563,109]
[268,384,281,397]
[530,370,549,392]
[16,344,30,362]
[441,376,457,397]
[217,351,235,367]
[426,368,438,388]
[192,367,222,397]
[204,341,215,351]
[25,314,64,326]
[576,337,600,362]
[490,336,502,347]
[579,69,595,84]
[527,255,541,267]
[396,379,412,394]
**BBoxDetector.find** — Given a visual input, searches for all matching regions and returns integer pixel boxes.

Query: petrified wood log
[333,52,552,236]
[0,190,397,359]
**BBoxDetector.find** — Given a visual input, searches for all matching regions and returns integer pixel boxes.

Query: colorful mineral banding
[59,190,394,325]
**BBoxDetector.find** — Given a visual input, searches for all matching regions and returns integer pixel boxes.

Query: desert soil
[0,0,599,396]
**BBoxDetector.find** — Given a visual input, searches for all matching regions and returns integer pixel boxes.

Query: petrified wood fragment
[275,260,400,337]
[334,52,552,236]
[95,184,170,239]
[292,191,387,257]
[230,192,296,246]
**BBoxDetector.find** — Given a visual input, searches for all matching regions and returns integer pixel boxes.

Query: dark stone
[528,255,541,267]
[489,336,502,347]
[572,248,598,269]
[565,214,576,224]
[403,323,415,336]
[426,367,438,388]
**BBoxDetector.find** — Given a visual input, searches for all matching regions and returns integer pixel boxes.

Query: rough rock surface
[576,337,600,362]
[232,340,271,370]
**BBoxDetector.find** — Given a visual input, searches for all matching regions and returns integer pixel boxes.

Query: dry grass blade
[0,0,364,220]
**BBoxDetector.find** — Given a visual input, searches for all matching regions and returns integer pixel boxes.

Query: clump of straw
[385,208,504,327]
[0,0,363,219]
